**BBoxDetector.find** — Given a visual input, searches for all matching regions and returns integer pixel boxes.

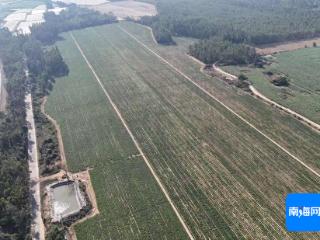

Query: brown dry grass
[89,1,157,20]
[256,37,320,55]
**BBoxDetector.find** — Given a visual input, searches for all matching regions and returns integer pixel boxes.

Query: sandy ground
[0,61,6,111]
[25,72,45,240]
[52,0,109,5]
[41,97,67,170]
[256,37,320,55]
[90,1,157,20]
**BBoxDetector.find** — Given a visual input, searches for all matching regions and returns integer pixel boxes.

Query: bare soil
[0,62,7,111]
[89,1,157,20]
[256,37,320,55]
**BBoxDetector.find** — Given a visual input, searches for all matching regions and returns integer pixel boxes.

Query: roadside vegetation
[0,29,30,240]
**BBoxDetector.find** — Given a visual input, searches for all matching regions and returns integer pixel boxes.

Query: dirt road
[25,70,45,240]
[211,65,320,132]
[0,61,6,111]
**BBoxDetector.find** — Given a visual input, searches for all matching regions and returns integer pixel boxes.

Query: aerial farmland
[45,23,320,239]
[2,1,320,239]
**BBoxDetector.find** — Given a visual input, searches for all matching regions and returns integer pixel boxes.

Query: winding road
[211,65,320,132]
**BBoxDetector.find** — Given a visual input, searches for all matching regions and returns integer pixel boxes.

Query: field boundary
[118,25,320,178]
[70,32,195,240]
[41,96,68,170]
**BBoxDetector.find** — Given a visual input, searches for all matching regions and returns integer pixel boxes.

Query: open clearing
[224,47,320,125]
[46,22,320,239]
[89,1,157,20]
[256,37,320,55]
[52,0,109,6]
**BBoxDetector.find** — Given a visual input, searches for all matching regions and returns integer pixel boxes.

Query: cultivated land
[46,22,320,239]
[0,0,44,20]
[224,47,320,124]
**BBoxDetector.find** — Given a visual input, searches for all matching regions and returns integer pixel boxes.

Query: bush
[272,75,289,86]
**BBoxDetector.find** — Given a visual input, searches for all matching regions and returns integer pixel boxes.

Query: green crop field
[46,22,320,239]
[223,47,320,124]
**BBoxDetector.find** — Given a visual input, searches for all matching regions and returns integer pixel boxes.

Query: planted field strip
[56,24,320,239]
[45,34,188,239]
[118,25,320,178]
[121,22,320,173]
[71,33,194,240]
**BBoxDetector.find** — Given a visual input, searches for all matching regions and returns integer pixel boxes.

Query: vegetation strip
[70,32,195,240]
[118,25,320,179]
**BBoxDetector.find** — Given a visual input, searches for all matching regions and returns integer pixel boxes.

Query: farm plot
[223,47,320,124]
[47,23,320,239]
[45,36,188,240]
[120,22,320,173]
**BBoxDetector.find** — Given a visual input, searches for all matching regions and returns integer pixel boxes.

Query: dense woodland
[189,38,257,65]
[140,0,320,64]
[0,5,116,239]
[31,5,117,44]
[148,0,320,44]
[0,29,30,240]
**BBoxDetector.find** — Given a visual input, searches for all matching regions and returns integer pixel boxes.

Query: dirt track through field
[118,26,320,179]
[70,32,195,240]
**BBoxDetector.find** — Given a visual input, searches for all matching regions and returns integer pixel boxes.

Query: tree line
[139,0,320,64]
[0,29,31,240]
[31,4,117,44]
[189,38,257,65]
[147,0,320,45]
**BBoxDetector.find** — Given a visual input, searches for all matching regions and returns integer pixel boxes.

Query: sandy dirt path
[0,61,6,111]
[70,32,195,240]
[118,26,320,179]
[25,70,45,240]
